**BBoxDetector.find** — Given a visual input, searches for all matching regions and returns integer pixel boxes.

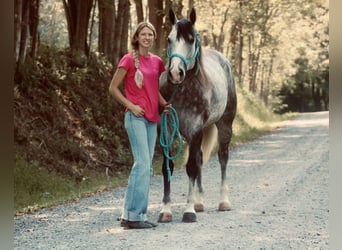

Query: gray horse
[159,8,237,223]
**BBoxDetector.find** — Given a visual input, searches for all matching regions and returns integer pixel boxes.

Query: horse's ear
[189,8,196,25]
[169,8,176,25]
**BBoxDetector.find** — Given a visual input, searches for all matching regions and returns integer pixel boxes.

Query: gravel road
[14,111,329,250]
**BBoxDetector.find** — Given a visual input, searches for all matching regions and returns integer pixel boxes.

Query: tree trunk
[264,50,275,106]
[247,34,254,92]
[28,0,40,59]
[88,0,97,53]
[217,7,229,53]
[98,0,115,61]
[251,37,262,93]
[238,24,243,86]
[134,0,144,23]
[112,0,130,67]
[148,0,164,54]
[14,0,22,63]
[17,0,30,64]
[62,0,94,61]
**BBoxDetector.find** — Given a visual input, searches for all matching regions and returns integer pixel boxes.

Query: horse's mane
[176,19,195,43]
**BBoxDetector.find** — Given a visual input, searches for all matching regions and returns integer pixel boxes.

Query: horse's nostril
[178,65,185,78]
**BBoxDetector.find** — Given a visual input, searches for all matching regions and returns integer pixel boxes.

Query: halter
[167,32,201,72]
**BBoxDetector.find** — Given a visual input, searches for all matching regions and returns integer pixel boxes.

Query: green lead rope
[159,85,182,182]
[159,105,182,182]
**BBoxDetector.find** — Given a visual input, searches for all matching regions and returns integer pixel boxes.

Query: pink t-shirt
[118,52,165,122]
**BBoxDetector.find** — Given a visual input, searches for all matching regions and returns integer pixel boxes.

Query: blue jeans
[122,111,157,222]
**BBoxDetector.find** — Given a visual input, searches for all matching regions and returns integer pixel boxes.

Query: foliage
[39,0,68,47]
[231,85,292,146]
[276,48,329,113]
[14,45,132,181]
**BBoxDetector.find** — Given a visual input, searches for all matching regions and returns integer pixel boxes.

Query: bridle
[166,32,201,72]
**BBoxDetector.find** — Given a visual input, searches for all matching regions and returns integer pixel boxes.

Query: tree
[134,0,144,23]
[148,0,165,53]
[229,0,244,85]
[15,0,40,64]
[112,0,130,67]
[243,0,279,94]
[210,4,229,53]
[277,49,328,113]
[62,0,94,62]
[98,0,115,62]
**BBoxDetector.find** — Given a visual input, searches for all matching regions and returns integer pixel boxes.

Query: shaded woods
[14,0,328,181]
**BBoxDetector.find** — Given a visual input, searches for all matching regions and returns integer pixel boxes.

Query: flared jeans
[121,111,157,222]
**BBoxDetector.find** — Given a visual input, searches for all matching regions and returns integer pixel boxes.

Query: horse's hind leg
[194,124,217,212]
[216,121,234,211]
[158,155,174,222]
[194,170,204,212]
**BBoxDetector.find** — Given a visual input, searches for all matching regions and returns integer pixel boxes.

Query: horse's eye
[189,35,194,44]
[167,37,171,44]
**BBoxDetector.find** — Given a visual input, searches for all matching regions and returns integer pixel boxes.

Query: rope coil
[159,105,182,182]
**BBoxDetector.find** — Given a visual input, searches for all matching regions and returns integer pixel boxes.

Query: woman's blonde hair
[131,21,157,88]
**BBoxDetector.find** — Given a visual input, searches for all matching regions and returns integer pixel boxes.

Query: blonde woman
[109,22,167,229]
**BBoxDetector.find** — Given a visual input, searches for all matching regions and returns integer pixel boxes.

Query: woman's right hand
[130,104,145,117]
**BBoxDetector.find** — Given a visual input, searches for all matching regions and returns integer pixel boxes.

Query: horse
[158,7,237,223]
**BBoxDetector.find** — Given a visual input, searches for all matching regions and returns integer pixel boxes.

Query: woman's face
[137,27,155,49]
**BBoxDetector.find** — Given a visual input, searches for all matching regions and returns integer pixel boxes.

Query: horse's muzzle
[168,65,185,84]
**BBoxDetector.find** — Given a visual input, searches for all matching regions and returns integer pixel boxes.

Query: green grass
[14,85,297,215]
[231,87,296,146]
[14,155,129,214]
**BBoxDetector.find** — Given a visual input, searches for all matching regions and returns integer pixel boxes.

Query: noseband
[167,32,201,71]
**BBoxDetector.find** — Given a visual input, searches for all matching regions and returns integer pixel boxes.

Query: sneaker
[120,219,129,227]
[144,221,158,227]
[120,219,158,228]
[126,221,153,229]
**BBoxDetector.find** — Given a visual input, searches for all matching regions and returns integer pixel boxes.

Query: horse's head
[167,8,200,84]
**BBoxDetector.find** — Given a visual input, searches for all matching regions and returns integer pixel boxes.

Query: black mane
[176,19,195,44]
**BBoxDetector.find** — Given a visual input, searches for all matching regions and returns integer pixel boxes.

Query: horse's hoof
[218,201,231,211]
[194,203,204,212]
[158,212,172,223]
[182,212,197,222]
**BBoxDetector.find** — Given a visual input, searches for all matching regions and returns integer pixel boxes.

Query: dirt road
[14,111,329,249]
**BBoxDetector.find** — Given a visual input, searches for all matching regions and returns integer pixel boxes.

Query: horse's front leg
[182,132,203,222]
[158,154,174,222]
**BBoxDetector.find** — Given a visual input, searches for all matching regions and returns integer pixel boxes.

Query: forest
[14,0,329,209]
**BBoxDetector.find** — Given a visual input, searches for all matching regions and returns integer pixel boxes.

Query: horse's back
[201,49,236,124]
[201,49,234,88]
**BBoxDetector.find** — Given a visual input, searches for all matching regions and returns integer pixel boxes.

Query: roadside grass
[14,86,296,215]
[231,87,296,146]
[14,156,129,214]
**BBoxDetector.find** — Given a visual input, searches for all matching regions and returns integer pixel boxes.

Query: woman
[109,21,168,229]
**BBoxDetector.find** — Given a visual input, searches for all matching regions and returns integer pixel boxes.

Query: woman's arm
[158,92,168,107]
[109,68,145,117]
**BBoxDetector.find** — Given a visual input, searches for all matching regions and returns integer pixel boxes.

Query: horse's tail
[181,124,218,167]
[201,124,218,164]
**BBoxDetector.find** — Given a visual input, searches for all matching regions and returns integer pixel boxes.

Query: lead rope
[159,85,182,182]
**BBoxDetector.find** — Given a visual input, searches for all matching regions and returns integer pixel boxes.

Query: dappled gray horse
[158,8,237,223]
